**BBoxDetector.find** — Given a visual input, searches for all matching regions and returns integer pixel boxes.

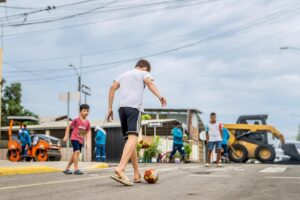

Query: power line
[4,3,300,81]
[0,0,105,21]
[2,0,118,27]
[0,5,36,10]
[2,0,219,32]
[4,62,73,85]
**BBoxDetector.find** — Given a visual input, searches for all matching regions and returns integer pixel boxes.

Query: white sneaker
[216,163,223,167]
[204,163,210,167]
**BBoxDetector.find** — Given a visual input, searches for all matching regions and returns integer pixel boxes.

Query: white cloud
[2,0,300,138]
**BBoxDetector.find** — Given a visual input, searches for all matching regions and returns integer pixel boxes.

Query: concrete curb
[0,166,62,176]
[84,163,109,170]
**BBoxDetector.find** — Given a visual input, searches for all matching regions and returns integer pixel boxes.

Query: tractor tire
[229,144,248,163]
[255,144,275,163]
[7,150,21,162]
[35,149,49,162]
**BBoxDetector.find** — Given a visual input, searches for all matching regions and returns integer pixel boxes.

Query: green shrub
[143,137,161,162]
[142,114,152,120]
[184,144,192,156]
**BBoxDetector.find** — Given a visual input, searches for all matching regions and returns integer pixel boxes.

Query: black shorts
[71,140,82,152]
[118,107,141,140]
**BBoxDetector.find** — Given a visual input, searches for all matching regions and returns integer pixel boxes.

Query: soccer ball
[144,169,159,184]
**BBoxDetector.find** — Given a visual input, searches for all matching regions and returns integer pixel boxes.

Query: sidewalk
[0,160,109,176]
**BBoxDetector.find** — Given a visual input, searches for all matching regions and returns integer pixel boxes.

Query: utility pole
[79,54,82,107]
[59,92,80,161]
[0,1,5,140]
[69,64,81,110]
[0,48,2,135]
[0,23,3,139]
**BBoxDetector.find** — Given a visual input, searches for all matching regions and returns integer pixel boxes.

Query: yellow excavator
[224,115,300,163]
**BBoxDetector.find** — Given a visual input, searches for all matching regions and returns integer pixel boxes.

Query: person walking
[205,112,223,167]
[169,122,186,162]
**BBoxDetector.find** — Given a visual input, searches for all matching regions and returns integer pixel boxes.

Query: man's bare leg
[115,135,138,179]
[73,151,80,171]
[65,153,74,170]
[130,148,141,181]
[216,150,221,164]
[207,151,212,164]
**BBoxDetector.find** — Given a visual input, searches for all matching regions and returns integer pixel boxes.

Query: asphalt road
[0,163,299,200]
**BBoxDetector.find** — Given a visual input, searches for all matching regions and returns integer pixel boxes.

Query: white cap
[95,126,106,133]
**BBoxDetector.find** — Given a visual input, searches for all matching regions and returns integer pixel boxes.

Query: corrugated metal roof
[144,108,202,114]
[0,120,121,131]
[7,116,39,122]
[0,119,178,131]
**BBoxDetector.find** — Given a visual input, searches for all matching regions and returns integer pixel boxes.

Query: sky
[1,0,300,140]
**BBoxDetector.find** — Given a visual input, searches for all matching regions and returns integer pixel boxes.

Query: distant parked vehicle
[7,116,61,162]
[275,141,300,162]
[32,134,62,161]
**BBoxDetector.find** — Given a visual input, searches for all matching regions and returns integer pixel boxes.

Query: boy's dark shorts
[71,140,82,152]
[118,107,141,140]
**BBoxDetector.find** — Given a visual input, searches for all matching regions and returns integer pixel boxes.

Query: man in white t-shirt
[106,59,167,186]
[205,112,223,167]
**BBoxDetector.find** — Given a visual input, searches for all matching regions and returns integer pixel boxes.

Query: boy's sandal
[216,163,223,167]
[134,174,142,183]
[110,175,134,186]
[73,170,84,175]
[63,169,73,175]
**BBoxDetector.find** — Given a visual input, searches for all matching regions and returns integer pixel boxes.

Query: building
[0,117,124,162]
[143,108,205,162]
[0,108,206,162]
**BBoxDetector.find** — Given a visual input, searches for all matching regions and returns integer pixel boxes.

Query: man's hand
[159,96,167,107]
[106,109,114,122]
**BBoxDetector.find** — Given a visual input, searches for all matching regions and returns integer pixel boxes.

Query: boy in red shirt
[63,104,91,175]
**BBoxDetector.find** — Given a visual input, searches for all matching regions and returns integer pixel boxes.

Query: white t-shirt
[205,121,223,142]
[115,69,153,111]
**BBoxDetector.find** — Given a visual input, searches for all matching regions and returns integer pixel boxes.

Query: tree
[1,81,37,126]
[142,114,152,121]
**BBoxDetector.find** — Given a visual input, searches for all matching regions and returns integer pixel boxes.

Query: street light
[69,64,80,77]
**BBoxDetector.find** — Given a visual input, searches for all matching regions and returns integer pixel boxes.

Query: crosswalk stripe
[259,167,287,173]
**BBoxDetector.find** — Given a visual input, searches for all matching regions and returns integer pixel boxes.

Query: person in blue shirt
[19,125,31,158]
[222,128,230,162]
[95,126,107,162]
[169,122,186,162]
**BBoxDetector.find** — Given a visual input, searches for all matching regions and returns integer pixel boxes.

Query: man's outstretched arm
[144,77,167,107]
[106,81,120,122]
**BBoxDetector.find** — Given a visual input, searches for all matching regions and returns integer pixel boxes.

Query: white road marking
[0,165,201,191]
[189,174,229,178]
[265,176,300,180]
[259,167,287,173]
[0,175,108,190]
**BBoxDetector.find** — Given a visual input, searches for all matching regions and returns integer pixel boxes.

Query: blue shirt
[222,128,230,145]
[19,129,31,146]
[95,129,106,145]
[172,127,183,145]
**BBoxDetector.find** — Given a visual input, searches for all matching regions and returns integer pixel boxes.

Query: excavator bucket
[282,143,300,161]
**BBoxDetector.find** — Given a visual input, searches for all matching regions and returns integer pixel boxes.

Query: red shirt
[70,117,91,144]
